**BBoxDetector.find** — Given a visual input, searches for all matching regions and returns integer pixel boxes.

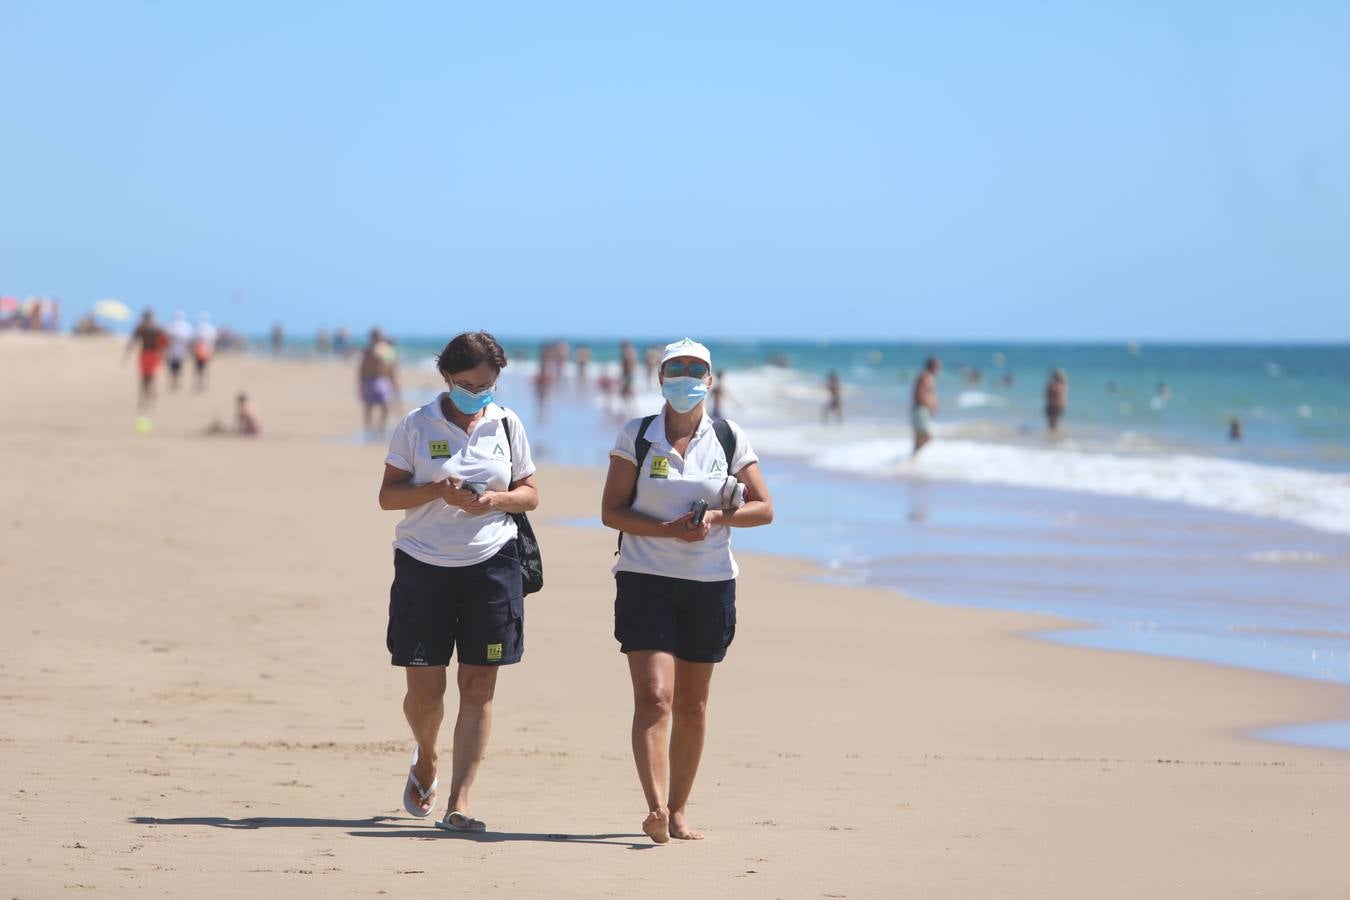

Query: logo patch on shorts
[486,643,503,662]
[649,456,670,478]
[428,440,451,459]
[411,642,428,666]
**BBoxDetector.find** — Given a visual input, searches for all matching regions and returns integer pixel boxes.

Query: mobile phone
[690,498,708,526]
[462,481,488,496]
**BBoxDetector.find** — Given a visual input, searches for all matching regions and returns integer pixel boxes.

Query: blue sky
[2,2,1347,341]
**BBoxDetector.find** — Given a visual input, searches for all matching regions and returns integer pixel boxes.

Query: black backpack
[617,414,737,553]
[499,415,543,595]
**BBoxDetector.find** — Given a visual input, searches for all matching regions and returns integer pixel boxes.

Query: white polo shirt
[610,411,758,582]
[385,397,536,567]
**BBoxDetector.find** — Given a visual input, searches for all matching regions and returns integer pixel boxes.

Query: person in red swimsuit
[124,309,169,410]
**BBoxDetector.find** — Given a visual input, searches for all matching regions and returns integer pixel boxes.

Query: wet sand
[2,334,1348,898]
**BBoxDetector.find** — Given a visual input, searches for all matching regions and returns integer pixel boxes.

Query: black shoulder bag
[500,415,543,595]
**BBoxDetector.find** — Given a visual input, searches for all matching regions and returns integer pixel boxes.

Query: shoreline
[3,333,1349,896]
[562,512,1350,753]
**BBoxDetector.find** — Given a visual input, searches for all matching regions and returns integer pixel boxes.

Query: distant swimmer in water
[359,327,401,437]
[911,357,940,455]
[1045,368,1068,434]
[822,370,843,424]
[619,340,638,406]
[710,369,742,419]
[1229,417,1243,442]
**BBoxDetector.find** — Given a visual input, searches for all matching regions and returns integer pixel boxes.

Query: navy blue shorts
[387,544,524,667]
[614,572,736,663]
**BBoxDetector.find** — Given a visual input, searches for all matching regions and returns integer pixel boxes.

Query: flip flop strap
[409,768,438,800]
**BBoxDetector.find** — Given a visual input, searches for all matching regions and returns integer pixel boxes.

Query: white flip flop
[435,810,487,833]
[402,746,438,818]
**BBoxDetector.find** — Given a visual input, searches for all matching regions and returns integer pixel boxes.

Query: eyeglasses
[663,361,709,378]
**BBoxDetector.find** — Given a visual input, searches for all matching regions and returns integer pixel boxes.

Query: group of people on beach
[0,295,61,331]
[377,333,772,843]
[121,307,265,436]
[820,356,1070,456]
[123,308,219,408]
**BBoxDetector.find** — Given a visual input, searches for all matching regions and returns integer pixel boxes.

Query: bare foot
[669,809,703,840]
[643,808,670,844]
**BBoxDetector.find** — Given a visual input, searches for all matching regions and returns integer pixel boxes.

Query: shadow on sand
[128,816,654,849]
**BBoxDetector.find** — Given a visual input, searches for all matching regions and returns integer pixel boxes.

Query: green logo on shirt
[428,440,451,459]
[493,443,506,458]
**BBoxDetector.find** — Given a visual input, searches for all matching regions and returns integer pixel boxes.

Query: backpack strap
[712,418,736,473]
[628,414,659,504]
[500,411,515,479]
[617,414,658,554]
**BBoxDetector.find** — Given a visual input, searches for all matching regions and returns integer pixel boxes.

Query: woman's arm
[464,474,538,516]
[600,457,708,542]
[706,461,773,528]
[378,464,480,511]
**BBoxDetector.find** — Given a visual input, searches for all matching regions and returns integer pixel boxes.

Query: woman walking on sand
[378,331,538,832]
[600,338,774,843]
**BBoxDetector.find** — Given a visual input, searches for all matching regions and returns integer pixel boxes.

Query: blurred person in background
[124,309,168,410]
[911,356,941,455]
[359,327,400,438]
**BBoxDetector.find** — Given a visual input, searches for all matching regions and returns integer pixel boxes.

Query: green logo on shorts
[411,642,428,666]
[486,643,503,662]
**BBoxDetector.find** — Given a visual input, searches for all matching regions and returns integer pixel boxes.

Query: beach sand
[3,334,1347,898]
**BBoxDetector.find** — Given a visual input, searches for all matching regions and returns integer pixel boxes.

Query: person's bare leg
[403,666,447,814]
[628,650,674,843]
[445,663,499,820]
[668,659,715,840]
[138,375,153,411]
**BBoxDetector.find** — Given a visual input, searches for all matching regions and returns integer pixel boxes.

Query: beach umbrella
[0,296,18,313]
[92,298,133,321]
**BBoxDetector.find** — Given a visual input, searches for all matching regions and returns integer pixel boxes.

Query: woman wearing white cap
[600,337,774,843]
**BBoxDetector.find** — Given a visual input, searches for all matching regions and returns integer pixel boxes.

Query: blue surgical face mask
[449,383,494,415]
[661,376,709,414]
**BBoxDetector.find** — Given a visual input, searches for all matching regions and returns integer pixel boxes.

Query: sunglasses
[663,361,709,378]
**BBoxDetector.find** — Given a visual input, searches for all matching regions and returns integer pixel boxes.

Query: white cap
[659,337,712,369]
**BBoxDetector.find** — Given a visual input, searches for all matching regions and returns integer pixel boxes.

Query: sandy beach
[2,334,1347,898]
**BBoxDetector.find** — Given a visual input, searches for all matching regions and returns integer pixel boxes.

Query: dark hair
[436,331,508,376]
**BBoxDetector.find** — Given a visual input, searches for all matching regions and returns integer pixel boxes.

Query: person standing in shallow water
[823,370,843,424]
[911,356,940,455]
[1045,368,1068,434]
[601,338,774,844]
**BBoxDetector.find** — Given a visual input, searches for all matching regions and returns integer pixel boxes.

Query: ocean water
[340,337,1350,750]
